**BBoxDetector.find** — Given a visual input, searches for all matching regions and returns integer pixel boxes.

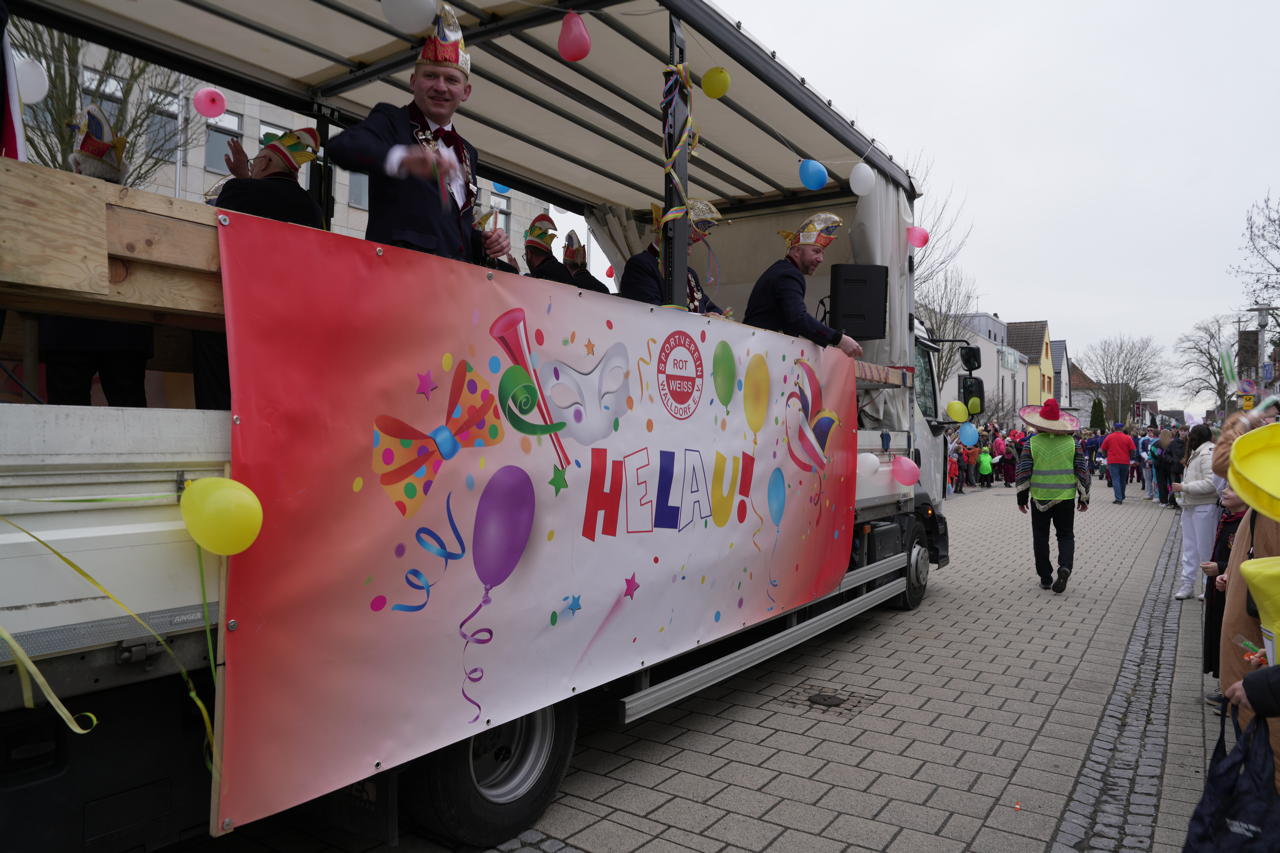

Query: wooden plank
[0,290,225,331]
[0,159,109,295]
[110,261,223,316]
[106,206,221,274]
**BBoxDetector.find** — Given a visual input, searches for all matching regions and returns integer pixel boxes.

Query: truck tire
[402,699,577,847]
[893,522,930,610]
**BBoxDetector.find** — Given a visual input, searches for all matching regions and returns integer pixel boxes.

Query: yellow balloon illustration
[743,353,770,435]
[945,400,968,422]
[180,477,264,556]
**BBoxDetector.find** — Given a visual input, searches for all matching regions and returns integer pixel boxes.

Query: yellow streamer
[0,624,97,734]
[0,516,218,770]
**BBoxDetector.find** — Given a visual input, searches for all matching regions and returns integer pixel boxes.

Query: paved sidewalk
[479,483,1189,853]
[176,480,1212,853]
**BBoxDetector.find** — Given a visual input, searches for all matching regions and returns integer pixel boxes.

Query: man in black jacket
[620,199,722,313]
[562,230,610,294]
[327,4,509,265]
[743,212,863,358]
[522,213,577,286]
[198,128,325,409]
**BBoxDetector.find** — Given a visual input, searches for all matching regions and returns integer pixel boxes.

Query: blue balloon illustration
[767,467,786,527]
[798,159,828,191]
[958,422,979,447]
[492,182,510,194]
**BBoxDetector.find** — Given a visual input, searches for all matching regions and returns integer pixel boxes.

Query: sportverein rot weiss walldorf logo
[656,330,704,420]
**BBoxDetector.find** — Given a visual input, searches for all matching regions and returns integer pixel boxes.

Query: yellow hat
[780,212,842,248]
[524,213,556,251]
[1228,421,1280,522]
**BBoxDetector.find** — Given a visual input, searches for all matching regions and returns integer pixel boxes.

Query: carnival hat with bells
[780,212,842,248]
[68,103,127,174]
[563,229,586,265]
[650,198,723,241]
[261,128,320,173]
[525,213,557,252]
[1018,398,1079,435]
[418,3,470,76]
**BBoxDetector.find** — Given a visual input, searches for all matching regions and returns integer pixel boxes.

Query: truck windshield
[913,342,938,420]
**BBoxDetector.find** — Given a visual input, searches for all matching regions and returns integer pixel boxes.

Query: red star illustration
[416,370,438,400]
[624,572,639,599]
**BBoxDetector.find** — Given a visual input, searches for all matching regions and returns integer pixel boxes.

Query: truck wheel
[893,522,930,610]
[402,700,577,848]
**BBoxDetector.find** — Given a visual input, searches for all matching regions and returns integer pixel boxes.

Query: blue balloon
[767,467,786,527]
[492,182,510,194]
[958,422,979,447]
[798,159,828,191]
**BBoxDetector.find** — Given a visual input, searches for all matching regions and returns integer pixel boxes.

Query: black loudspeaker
[829,264,888,341]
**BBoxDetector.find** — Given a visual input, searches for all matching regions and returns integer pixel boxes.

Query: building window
[205,111,242,174]
[491,195,512,235]
[81,69,124,127]
[348,171,369,210]
[146,90,181,162]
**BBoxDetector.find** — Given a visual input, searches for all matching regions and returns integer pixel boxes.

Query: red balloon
[906,226,930,248]
[558,12,591,62]
[606,265,615,278]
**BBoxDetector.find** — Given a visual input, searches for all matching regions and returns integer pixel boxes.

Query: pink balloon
[891,455,920,486]
[558,12,591,62]
[906,226,930,249]
[193,87,227,119]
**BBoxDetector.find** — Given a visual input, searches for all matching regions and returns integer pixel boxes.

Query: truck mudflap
[917,501,949,568]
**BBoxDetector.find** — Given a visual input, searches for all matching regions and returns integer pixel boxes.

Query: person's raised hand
[401,147,454,180]
[483,228,511,259]
[224,138,251,179]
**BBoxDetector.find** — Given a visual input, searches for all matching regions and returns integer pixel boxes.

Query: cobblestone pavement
[175,479,1219,853]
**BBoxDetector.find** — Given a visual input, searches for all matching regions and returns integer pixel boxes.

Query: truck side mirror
[960,375,985,416]
[959,346,981,372]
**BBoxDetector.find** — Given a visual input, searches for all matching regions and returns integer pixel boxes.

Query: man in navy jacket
[743,212,863,358]
[328,4,509,265]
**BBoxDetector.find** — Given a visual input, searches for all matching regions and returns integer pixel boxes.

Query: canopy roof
[19,0,917,215]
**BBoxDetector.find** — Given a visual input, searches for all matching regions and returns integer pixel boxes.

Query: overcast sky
[718,0,1280,407]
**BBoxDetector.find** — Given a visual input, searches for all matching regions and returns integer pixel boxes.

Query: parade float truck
[0,1,955,849]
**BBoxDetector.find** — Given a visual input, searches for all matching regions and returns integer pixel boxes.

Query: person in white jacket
[1171,424,1217,600]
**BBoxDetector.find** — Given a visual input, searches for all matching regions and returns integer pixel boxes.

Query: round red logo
[656,330,704,420]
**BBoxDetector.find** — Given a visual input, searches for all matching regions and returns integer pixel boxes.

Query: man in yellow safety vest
[1016,398,1090,593]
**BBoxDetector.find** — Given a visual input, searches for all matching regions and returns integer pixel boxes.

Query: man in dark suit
[197,128,325,409]
[743,212,863,358]
[562,230,610,294]
[522,213,577,286]
[327,4,509,265]
[620,199,722,314]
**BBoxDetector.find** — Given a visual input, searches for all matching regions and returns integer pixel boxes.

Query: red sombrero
[1018,398,1079,435]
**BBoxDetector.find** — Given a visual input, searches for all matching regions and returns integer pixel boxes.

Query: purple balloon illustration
[472,465,536,590]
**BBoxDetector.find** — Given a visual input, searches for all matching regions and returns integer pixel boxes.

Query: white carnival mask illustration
[538,343,630,445]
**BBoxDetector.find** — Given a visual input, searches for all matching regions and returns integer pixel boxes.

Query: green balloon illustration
[712,340,736,408]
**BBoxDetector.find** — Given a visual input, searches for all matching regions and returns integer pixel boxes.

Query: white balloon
[849,162,875,197]
[856,452,880,478]
[382,0,438,34]
[16,58,49,105]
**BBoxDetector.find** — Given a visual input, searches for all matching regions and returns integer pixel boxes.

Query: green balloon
[712,340,736,407]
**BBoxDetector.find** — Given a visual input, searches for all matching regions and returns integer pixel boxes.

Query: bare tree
[11,17,203,188]
[1079,336,1166,423]
[1174,315,1234,414]
[916,265,979,389]
[1230,193,1280,303]
[909,155,973,293]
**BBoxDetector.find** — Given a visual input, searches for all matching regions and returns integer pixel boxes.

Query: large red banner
[213,214,857,829]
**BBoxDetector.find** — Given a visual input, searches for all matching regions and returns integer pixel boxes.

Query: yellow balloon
[967,396,982,414]
[743,353,770,434]
[180,477,263,556]
[701,66,731,100]
[945,400,968,422]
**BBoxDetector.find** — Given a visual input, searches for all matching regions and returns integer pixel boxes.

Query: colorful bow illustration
[785,360,839,473]
[373,361,504,517]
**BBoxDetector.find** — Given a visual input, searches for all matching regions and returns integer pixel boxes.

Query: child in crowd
[978,446,994,487]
